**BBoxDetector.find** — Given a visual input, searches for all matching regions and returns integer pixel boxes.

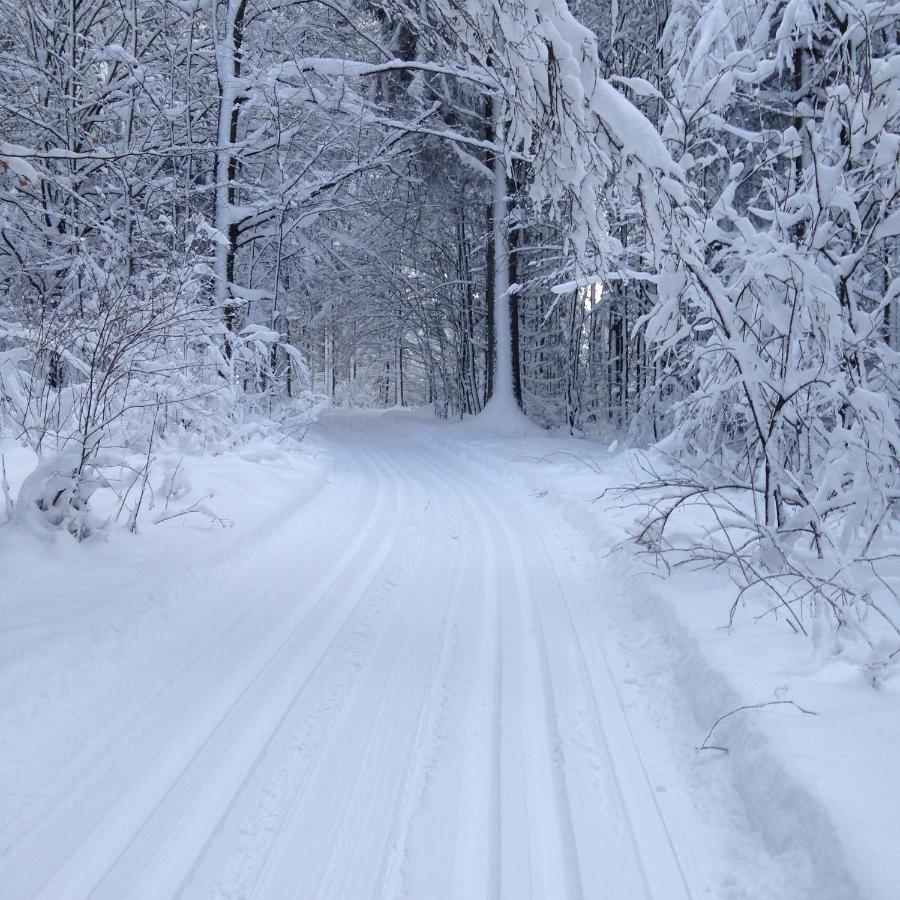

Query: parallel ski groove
[3,412,699,900]
[31,435,403,899]
[240,429,466,899]
[371,450,471,900]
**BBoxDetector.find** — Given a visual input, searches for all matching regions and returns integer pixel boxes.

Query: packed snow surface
[0,410,893,899]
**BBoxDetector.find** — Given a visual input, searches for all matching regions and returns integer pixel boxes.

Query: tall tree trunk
[481,102,524,419]
[508,202,522,408]
[214,0,248,358]
[489,149,515,407]
[483,97,495,405]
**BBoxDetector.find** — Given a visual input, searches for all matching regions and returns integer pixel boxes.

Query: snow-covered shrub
[0,246,318,539]
[628,0,900,658]
[10,448,108,539]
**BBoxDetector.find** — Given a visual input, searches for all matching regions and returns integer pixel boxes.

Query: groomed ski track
[2,410,694,900]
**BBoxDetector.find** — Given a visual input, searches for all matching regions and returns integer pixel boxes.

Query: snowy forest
[3,0,899,648]
[1,0,899,897]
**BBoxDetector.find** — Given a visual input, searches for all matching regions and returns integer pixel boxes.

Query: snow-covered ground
[1,409,896,899]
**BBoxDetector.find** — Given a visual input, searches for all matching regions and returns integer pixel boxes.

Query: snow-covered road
[2,410,700,899]
[5,409,879,900]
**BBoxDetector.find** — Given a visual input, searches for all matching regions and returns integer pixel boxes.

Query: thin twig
[697,700,818,754]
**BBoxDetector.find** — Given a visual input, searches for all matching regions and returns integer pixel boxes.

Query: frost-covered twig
[697,701,818,754]
[152,495,232,528]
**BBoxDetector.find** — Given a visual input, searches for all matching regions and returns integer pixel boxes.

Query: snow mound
[463,396,545,438]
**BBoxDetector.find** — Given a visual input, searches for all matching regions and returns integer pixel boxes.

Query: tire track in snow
[324,434,506,900]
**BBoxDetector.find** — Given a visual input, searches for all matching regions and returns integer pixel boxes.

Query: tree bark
[214,0,249,357]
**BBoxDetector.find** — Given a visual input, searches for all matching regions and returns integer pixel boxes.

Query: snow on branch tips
[0,142,40,187]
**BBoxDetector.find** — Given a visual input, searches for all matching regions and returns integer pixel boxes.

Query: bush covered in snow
[0,248,321,539]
